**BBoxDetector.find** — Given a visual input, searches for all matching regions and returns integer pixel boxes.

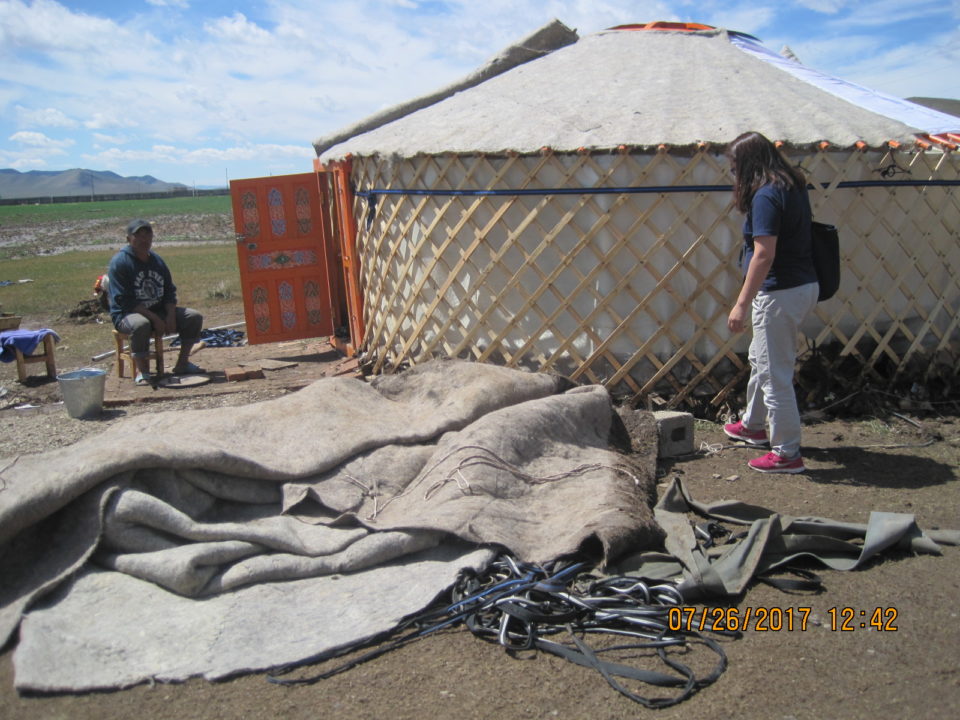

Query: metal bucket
[58,368,107,419]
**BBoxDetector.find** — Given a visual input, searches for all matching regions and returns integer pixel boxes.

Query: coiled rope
[268,554,735,709]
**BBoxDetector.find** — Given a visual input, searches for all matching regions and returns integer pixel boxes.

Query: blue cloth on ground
[0,329,60,363]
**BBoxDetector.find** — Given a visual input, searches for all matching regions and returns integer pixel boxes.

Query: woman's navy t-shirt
[742,183,817,292]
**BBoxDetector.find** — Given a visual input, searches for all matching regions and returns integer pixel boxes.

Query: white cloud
[701,5,777,34]
[1,154,50,170]
[3,0,678,163]
[793,0,845,12]
[146,0,190,8]
[0,0,124,54]
[9,130,74,149]
[824,0,956,28]
[2,0,956,184]
[203,12,274,44]
[86,142,312,167]
[835,28,960,98]
[93,132,131,146]
[84,113,137,131]
[4,131,71,168]
[15,105,79,128]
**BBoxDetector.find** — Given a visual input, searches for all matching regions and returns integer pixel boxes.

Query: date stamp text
[668,606,899,632]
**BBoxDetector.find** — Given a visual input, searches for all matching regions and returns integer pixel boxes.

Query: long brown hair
[726,131,806,213]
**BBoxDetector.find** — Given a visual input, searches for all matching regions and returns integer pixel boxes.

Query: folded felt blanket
[0,360,662,692]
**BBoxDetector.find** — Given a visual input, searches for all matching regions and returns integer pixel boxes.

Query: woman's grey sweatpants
[742,282,819,459]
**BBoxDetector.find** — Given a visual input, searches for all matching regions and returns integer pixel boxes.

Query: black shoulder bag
[811,221,840,301]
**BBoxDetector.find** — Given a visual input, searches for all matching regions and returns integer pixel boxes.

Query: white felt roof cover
[317,26,958,160]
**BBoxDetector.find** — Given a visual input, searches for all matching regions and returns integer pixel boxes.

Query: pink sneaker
[748,452,805,474]
[723,420,768,446]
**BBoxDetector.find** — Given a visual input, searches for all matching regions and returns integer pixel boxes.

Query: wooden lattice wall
[347,146,960,407]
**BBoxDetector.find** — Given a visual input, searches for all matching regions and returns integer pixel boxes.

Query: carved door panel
[230,173,336,344]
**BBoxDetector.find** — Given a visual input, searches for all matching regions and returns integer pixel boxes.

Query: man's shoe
[748,451,805,474]
[723,420,769,446]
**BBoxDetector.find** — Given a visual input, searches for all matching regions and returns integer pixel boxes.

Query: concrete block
[653,410,694,458]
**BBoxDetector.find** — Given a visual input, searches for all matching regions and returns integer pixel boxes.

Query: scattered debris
[699,441,723,456]
[67,299,105,322]
[173,327,246,347]
[334,357,360,377]
[241,359,297,371]
[891,411,923,429]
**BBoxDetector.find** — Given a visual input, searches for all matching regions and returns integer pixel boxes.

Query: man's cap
[126,219,152,235]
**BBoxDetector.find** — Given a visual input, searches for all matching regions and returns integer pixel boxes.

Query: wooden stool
[14,333,57,382]
[113,329,164,378]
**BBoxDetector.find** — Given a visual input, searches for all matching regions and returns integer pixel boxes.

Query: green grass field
[2,245,240,318]
[0,195,231,227]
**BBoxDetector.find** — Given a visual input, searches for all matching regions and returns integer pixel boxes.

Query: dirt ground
[0,213,235,258]
[1,215,959,718]
[1,350,958,719]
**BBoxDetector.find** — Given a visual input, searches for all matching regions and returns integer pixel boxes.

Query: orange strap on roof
[929,134,958,150]
[610,21,715,32]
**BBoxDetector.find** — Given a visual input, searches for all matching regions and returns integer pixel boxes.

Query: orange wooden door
[230,173,337,344]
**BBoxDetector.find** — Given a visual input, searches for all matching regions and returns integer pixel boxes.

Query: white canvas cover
[728,33,958,136]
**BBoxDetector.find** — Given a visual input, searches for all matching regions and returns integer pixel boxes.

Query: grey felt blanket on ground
[0,360,661,692]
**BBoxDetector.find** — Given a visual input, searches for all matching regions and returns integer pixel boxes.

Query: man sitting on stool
[108,218,204,385]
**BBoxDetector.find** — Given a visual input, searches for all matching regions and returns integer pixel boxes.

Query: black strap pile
[269,555,734,709]
[170,328,245,347]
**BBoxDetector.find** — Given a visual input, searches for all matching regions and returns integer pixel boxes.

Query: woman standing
[724,132,819,473]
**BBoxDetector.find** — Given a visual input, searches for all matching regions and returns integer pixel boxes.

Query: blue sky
[1,0,957,187]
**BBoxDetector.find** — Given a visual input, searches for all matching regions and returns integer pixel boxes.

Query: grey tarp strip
[615,478,960,599]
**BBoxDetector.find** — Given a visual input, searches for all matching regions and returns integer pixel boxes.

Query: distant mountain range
[0,168,188,200]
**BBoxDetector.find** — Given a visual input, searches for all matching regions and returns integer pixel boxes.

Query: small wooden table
[15,333,57,382]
